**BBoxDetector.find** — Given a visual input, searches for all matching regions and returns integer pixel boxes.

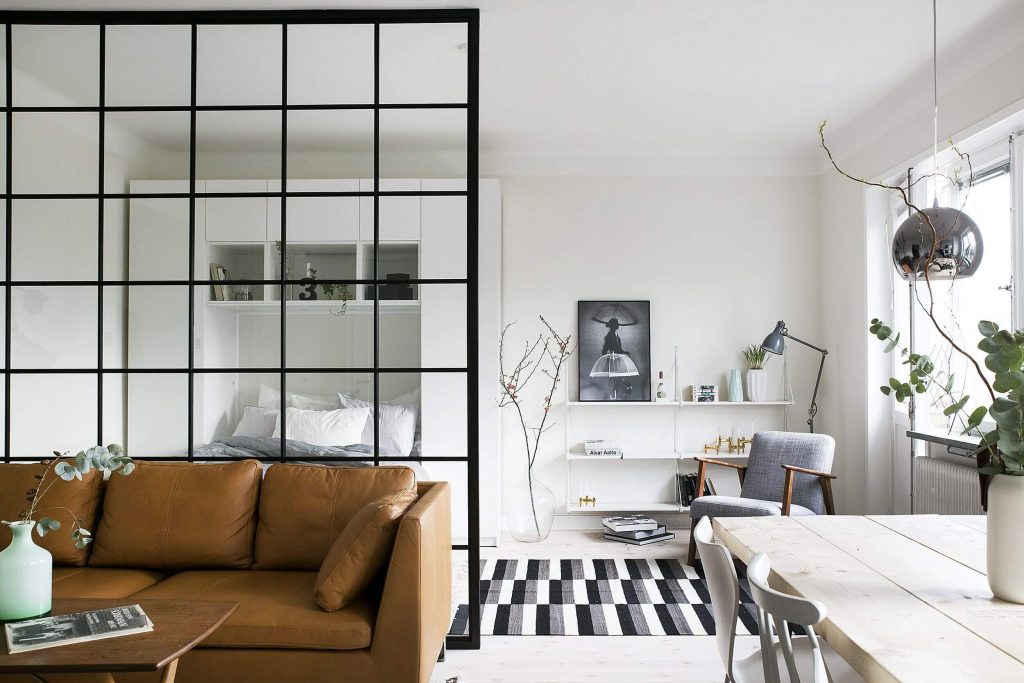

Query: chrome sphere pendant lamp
[891,0,983,280]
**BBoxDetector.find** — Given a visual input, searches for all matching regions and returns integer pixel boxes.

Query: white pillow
[272,406,370,448]
[258,384,336,411]
[338,393,419,457]
[232,405,279,438]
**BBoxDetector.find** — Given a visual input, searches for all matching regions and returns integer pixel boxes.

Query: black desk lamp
[761,321,828,433]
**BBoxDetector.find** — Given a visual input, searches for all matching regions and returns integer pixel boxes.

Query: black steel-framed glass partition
[0,9,481,649]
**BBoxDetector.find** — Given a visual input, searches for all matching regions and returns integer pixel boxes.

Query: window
[889,147,1013,429]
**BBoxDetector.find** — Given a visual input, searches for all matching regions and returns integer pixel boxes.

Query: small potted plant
[0,445,132,620]
[743,344,771,402]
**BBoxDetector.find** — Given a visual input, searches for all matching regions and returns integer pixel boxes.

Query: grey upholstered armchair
[686,431,837,565]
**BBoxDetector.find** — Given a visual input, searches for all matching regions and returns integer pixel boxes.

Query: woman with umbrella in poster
[589,304,643,400]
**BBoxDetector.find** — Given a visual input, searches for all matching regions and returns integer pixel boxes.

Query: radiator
[913,456,984,514]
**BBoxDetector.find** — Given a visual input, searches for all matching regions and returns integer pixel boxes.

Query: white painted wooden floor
[433,530,758,683]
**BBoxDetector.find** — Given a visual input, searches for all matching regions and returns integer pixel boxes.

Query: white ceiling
[7,0,1024,175]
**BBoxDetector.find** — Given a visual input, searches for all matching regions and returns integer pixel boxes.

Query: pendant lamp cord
[933,0,939,186]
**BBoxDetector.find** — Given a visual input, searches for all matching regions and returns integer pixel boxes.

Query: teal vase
[0,520,52,621]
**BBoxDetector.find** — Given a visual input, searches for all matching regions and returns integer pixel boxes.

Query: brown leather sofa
[0,460,452,683]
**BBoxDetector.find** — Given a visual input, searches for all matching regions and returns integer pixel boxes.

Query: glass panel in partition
[105,112,191,195]
[107,286,189,369]
[379,108,467,180]
[195,111,281,183]
[11,200,97,281]
[198,287,282,370]
[11,25,99,107]
[196,24,282,106]
[105,25,191,107]
[126,373,188,458]
[381,283,465,369]
[10,286,97,369]
[12,113,99,195]
[286,110,374,181]
[196,372,281,448]
[287,24,374,105]
[10,374,97,459]
[378,23,468,104]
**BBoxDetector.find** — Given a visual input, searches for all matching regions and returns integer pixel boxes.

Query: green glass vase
[0,520,52,621]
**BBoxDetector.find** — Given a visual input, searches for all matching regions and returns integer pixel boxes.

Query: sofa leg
[438,643,446,663]
[686,518,698,566]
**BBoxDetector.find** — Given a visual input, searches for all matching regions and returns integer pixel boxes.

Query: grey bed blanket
[193,436,429,479]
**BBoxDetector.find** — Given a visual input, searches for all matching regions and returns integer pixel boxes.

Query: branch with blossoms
[498,316,576,471]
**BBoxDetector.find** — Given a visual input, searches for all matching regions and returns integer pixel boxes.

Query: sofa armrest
[370,481,452,683]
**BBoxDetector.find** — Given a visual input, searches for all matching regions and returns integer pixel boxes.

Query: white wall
[497,175,823,527]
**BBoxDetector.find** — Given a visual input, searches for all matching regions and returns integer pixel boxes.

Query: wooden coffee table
[0,598,237,682]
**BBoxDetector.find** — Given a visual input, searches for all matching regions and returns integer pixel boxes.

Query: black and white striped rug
[448,558,759,636]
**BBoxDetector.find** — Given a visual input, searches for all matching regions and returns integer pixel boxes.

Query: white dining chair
[746,552,862,683]
[691,518,862,683]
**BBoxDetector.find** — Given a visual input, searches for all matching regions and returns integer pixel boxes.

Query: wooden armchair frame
[686,457,837,565]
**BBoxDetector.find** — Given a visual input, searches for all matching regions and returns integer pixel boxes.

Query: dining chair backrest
[740,431,835,513]
[692,517,739,677]
[746,553,830,683]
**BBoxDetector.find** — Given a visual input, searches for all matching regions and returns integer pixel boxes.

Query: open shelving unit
[564,397,794,514]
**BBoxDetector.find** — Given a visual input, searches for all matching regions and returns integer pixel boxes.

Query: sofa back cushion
[315,488,418,611]
[89,460,262,570]
[0,462,103,567]
[255,464,416,570]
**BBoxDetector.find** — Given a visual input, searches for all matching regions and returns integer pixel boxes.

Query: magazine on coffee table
[5,604,153,654]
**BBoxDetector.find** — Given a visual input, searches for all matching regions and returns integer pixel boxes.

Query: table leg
[159,659,179,683]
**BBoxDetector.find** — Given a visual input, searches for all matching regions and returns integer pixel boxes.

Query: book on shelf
[209,263,228,302]
[603,531,676,546]
[688,384,719,402]
[583,440,623,457]
[604,525,667,540]
[602,514,661,532]
[5,604,153,654]
[677,472,717,506]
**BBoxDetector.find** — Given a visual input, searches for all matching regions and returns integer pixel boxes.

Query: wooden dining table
[713,514,1024,683]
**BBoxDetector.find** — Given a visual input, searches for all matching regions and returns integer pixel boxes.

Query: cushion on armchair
[689,495,815,520]
[738,431,835,513]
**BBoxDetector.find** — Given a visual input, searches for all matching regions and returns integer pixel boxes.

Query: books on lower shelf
[677,472,717,506]
[5,604,153,654]
[583,440,623,457]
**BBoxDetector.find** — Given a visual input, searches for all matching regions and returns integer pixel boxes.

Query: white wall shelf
[566,502,686,514]
[564,392,791,515]
[205,300,419,312]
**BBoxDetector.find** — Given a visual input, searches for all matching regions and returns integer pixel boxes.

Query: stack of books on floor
[602,515,675,545]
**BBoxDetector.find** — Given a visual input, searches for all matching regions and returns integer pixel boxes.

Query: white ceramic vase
[745,369,768,402]
[0,520,53,620]
[987,474,1024,603]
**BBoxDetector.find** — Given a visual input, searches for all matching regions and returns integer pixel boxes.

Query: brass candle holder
[577,495,597,507]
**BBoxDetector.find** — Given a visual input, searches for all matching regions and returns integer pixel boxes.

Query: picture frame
[577,300,652,402]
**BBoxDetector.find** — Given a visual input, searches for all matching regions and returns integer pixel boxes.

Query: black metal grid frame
[0,9,481,650]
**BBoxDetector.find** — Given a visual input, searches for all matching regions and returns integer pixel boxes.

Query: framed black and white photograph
[577,301,651,402]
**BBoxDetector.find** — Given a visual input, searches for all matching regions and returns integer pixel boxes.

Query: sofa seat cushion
[255,464,416,570]
[0,462,103,567]
[689,495,815,520]
[132,570,375,650]
[52,567,166,599]
[90,460,262,570]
